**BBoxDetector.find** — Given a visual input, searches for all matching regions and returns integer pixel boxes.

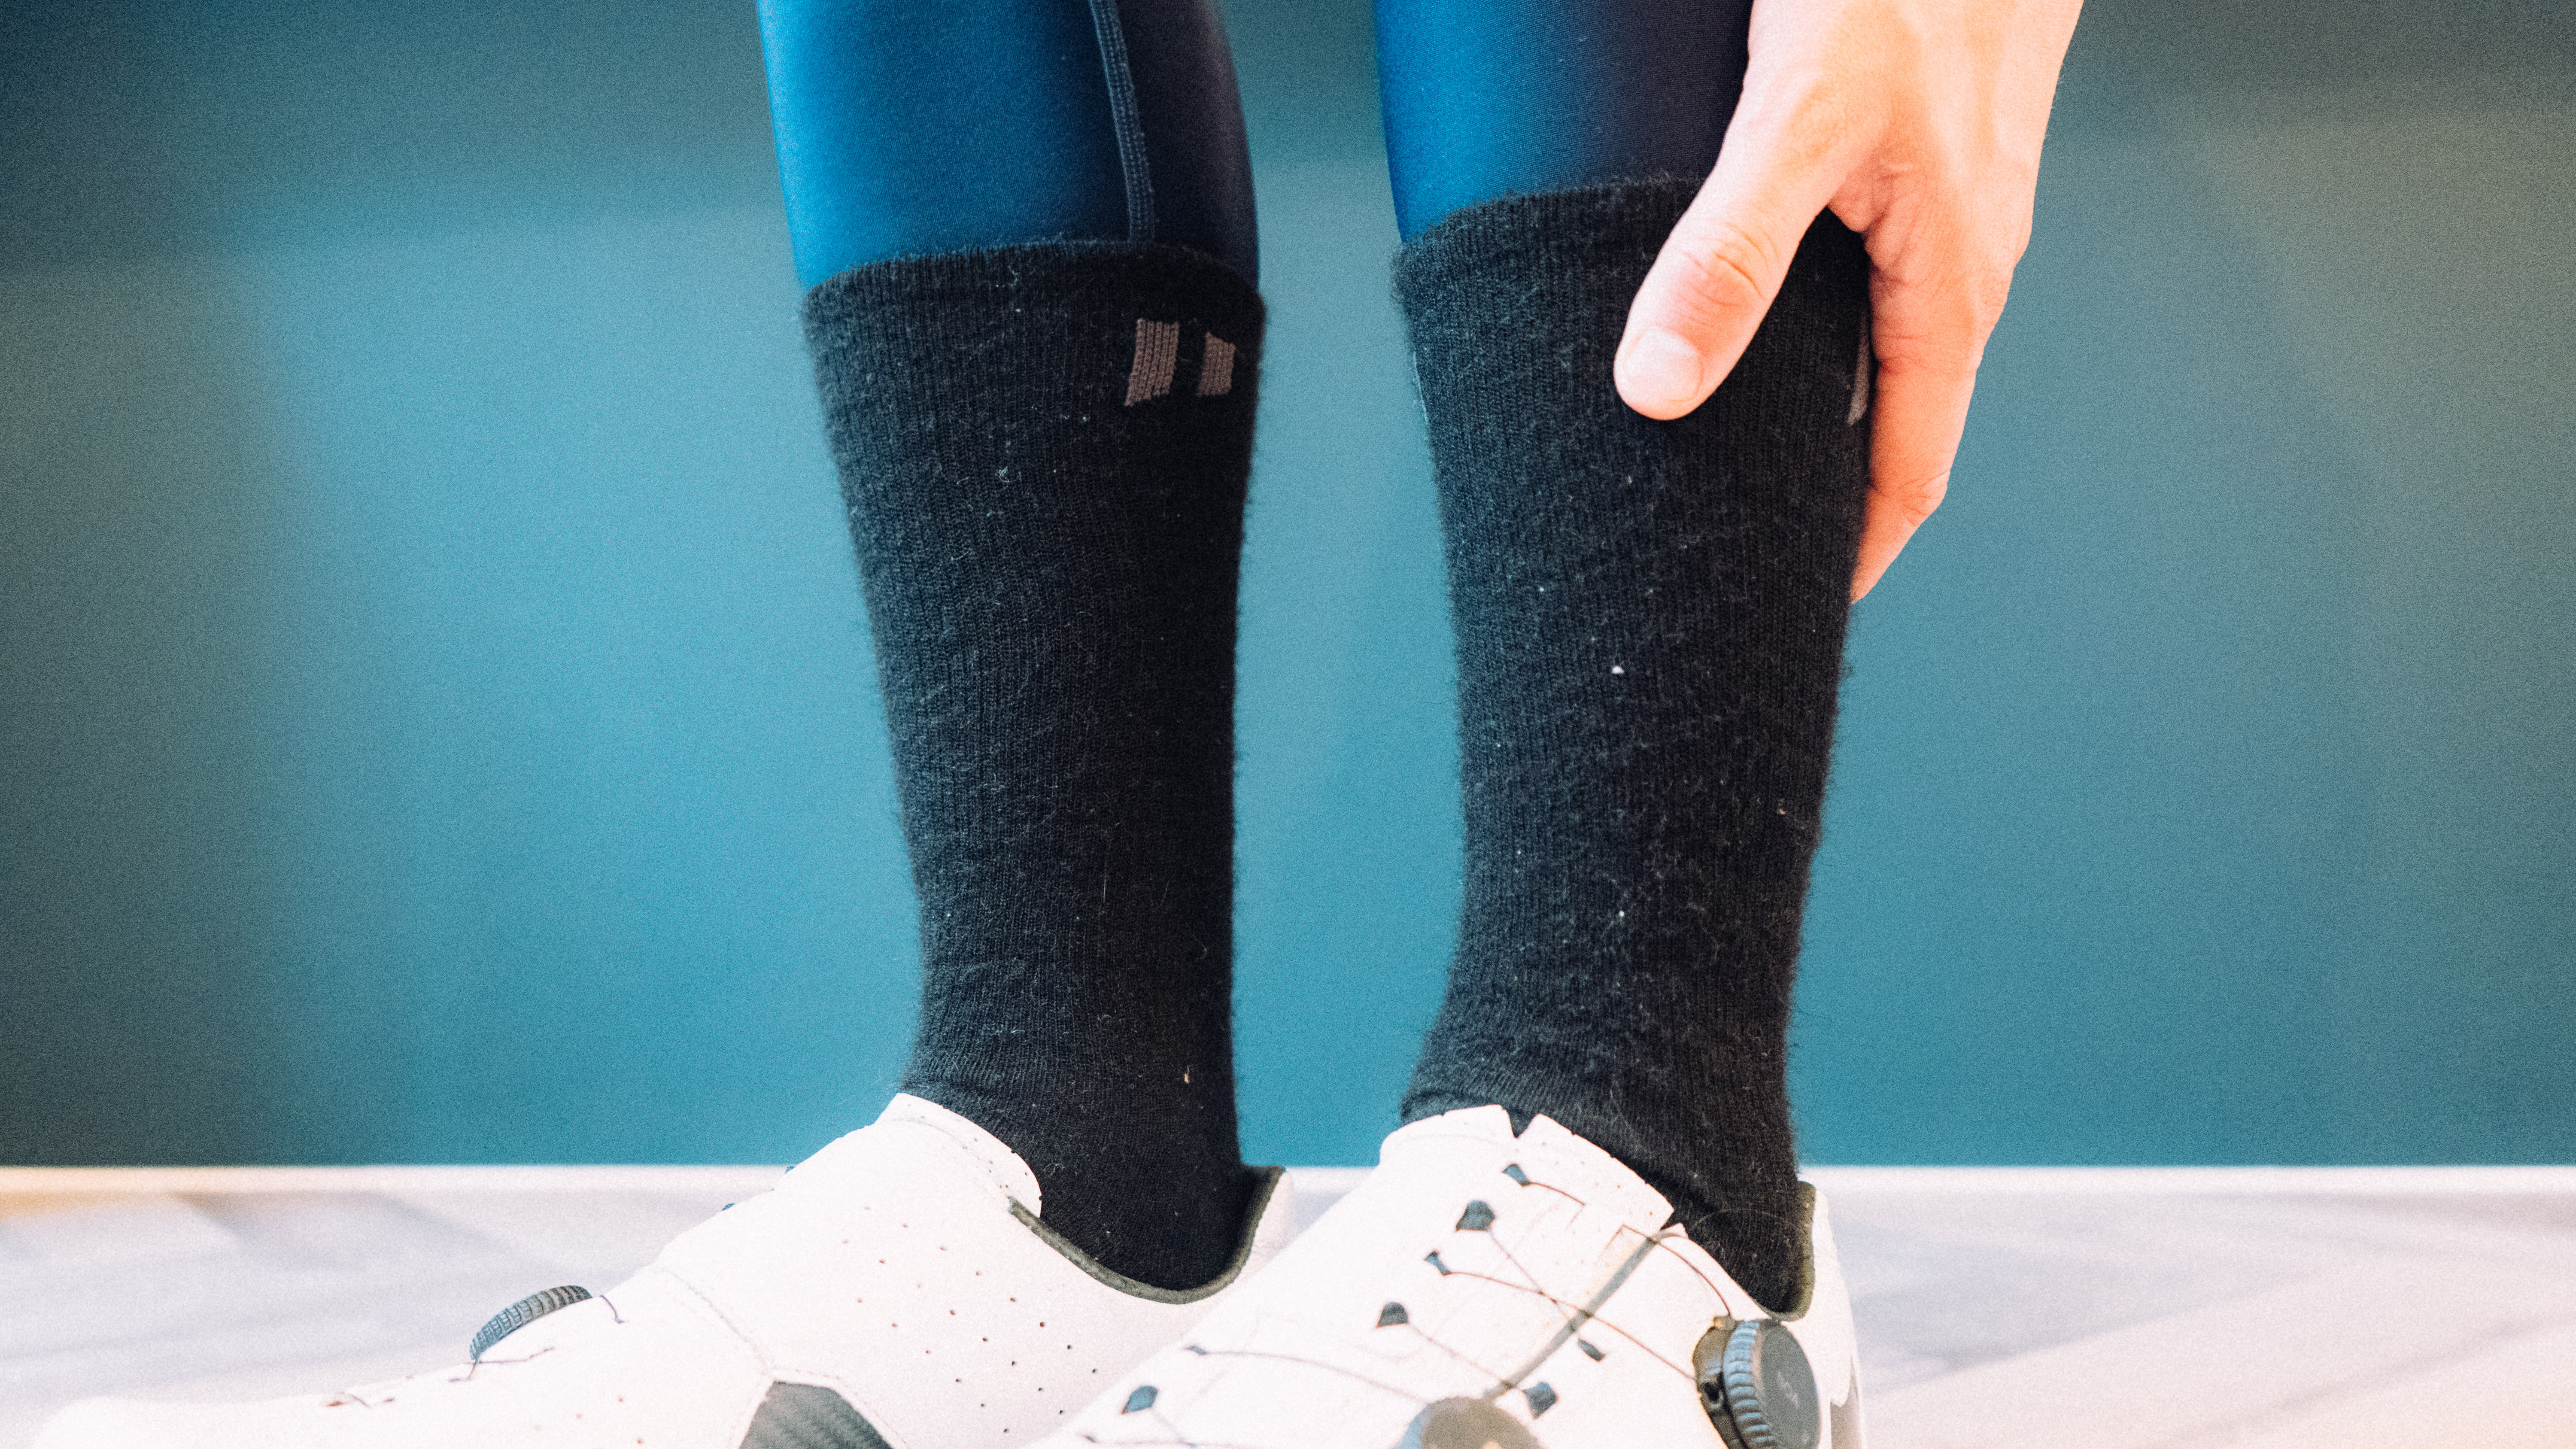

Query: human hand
[1613,0,2083,599]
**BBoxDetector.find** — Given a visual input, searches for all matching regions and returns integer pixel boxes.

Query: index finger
[1851,347,1974,599]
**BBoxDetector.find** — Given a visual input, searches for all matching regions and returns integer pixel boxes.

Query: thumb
[1617,106,1854,419]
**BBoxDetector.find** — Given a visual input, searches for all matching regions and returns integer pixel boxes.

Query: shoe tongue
[1383,1105,1674,1232]
[870,1094,1046,1209]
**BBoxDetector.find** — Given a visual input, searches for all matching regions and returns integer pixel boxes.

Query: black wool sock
[802,241,1263,1292]
[1394,180,1872,1314]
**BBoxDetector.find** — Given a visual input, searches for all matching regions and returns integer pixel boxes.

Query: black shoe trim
[738,1382,896,1449]
[1006,1164,1285,1304]
[1775,1183,1819,1321]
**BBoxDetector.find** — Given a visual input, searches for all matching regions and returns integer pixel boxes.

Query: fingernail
[1620,328,1702,411]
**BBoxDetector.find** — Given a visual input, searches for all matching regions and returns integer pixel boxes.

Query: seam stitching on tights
[1085,0,1157,244]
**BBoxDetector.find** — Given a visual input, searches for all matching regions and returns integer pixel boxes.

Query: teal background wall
[4,1,2570,1168]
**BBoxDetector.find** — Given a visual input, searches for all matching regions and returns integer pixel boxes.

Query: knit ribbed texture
[802,242,1263,1291]
[1394,180,1872,1313]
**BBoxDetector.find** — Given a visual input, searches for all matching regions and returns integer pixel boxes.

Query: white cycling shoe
[37,1095,1296,1449]
[1037,1106,1864,1449]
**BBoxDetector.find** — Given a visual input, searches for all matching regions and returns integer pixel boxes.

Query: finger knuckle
[1668,221,1777,318]
[1883,471,1950,527]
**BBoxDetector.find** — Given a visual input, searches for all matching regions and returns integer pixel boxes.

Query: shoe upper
[35,1096,1297,1449]
[1032,1105,1864,1449]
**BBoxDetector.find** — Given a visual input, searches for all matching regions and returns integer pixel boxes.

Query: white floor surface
[4,1165,2572,1448]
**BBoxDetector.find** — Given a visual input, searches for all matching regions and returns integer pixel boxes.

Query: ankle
[900,1077,1256,1293]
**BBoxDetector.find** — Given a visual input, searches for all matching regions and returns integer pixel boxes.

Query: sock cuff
[1395,176,1700,301]
[1392,177,1870,435]
[803,240,1264,421]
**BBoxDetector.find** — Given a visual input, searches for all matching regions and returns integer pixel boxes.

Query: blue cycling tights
[757,0,1756,289]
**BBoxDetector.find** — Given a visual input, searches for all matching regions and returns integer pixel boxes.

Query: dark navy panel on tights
[758,0,1256,289]
[1373,0,1753,240]
[1114,0,1259,280]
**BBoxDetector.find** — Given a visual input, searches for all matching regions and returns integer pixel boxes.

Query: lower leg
[761,0,1263,1290]
[1376,0,1869,1312]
